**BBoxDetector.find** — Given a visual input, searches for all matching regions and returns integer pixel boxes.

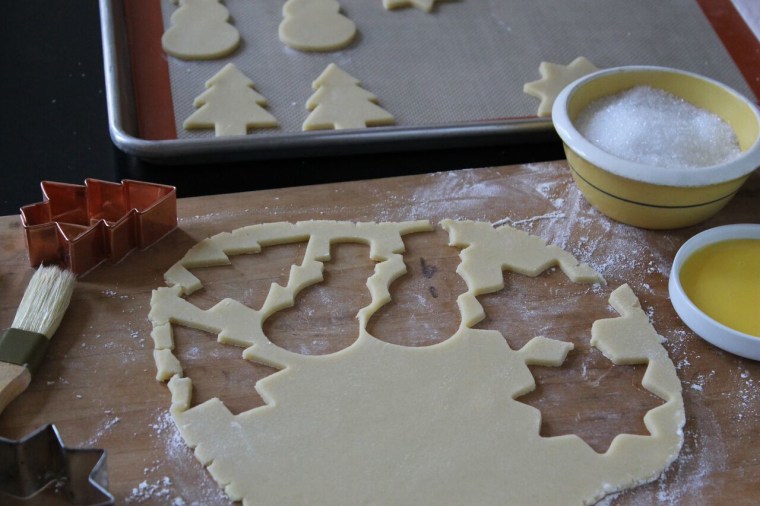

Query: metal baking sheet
[99,0,759,164]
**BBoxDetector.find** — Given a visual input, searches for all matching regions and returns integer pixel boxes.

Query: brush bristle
[12,266,76,338]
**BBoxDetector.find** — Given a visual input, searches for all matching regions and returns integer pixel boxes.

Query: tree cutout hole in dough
[148,219,684,505]
[173,240,310,413]
[279,0,356,52]
[170,323,275,415]
[184,242,309,312]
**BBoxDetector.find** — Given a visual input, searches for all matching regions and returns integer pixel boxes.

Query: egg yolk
[679,238,760,337]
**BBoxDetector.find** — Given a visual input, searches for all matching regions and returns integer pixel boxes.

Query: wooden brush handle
[0,362,31,415]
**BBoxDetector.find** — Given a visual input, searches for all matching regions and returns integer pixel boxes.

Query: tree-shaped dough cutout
[279,0,356,52]
[303,64,395,131]
[162,0,240,60]
[184,64,278,137]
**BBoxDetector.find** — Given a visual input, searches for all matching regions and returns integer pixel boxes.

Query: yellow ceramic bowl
[552,66,760,229]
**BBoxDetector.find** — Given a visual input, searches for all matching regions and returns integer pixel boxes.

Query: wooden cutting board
[1,162,758,504]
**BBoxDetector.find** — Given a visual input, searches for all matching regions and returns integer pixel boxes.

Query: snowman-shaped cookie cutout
[279,0,356,52]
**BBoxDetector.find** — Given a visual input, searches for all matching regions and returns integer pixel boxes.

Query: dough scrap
[279,0,356,52]
[523,56,599,117]
[161,0,240,60]
[154,349,182,381]
[151,323,173,350]
[148,219,684,505]
[302,64,395,130]
[184,63,278,137]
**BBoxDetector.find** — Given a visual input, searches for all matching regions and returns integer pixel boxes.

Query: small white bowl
[669,224,760,360]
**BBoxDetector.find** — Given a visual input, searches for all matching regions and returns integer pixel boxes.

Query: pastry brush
[0,265,75,415]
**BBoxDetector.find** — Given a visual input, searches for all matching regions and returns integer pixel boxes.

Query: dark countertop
[0,1,563,217]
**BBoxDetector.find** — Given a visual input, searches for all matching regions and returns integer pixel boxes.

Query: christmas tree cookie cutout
[383,0,440,12]
[303,64,394,131]
[523,57,599,117]
[184,64,278,137]
[162,0,240,60]
[279,0,356,52]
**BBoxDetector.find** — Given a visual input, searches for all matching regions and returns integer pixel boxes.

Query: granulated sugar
[575,86,741,168]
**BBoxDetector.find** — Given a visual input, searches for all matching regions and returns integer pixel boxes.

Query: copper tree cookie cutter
[20,179,177,276]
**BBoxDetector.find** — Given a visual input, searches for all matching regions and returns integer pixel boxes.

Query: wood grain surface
[0,162,758,505]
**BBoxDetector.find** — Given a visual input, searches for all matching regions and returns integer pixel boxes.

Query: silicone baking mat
[105,0,760,157]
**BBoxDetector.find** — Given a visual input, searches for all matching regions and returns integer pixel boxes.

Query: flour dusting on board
[734,369,758,422]
[125,411,231,504]
[618,400,730,506]
[83,412,121,447]
[401,169,506,222]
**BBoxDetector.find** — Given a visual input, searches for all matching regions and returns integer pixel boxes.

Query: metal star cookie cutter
[0,424,114,505]
[20,179,177,276]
